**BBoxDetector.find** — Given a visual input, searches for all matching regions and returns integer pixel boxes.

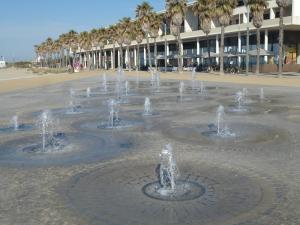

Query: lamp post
[244,0,250,76]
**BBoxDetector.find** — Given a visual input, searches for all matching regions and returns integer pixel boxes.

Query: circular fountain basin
[72,117,153,133]
[137,111,160,117]
[164,123,288,145]
[65,106,84,115]
[142,180,205,201]
[0,133,134,167]
[0,124,33,133]
[226,105,251,113]
[97,119,141,129]
[59,160,282,225]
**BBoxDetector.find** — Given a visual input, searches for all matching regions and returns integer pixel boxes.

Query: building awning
[248,49,274,56]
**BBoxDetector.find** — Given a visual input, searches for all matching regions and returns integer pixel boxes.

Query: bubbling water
[215,105,235,137]
[108,99,120,128]
[11,115,19,131]
[150,71,160,91]
[260,88,264,101]
[179,82,185,102]
[158,144,179,194]
[143,97,153,116]
[191,67,196,90]
[143,144,205,201]
[199,81,206,95]
[235,91,244,110]
[37,110,55,151]
[102,74,107,93]
[125,81,129,96]
[86,87,91,98]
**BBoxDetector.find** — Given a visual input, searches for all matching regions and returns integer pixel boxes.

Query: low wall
[252,64,300,73]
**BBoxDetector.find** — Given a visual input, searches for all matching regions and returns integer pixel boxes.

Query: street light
[244,0,250,76]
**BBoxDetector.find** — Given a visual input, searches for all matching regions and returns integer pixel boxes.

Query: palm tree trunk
[127,45,131,71]
[220,25,225,75]
[137,44,140,71]
[146,35,151,69]
[207,33,211,71]
[67,50,70,67]
[113,44,116,70]
[278,6,284,78]
[177,35,183,72]
[119,45,124,69]
[256,27,261,75]
[60,48,64,68]
[154,38,157,71]
[99,50,102,69]
[96,51,98,69]
[86,52,89,69]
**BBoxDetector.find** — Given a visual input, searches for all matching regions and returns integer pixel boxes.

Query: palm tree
[133,20,145,71]
[79,31,92,69]
[124,21,134,71]
[97,28,107,69]
[150,12,163,70]
[192,0,216,71]
[215,0,237,75]
[58,33,67,67]
[67,30,78,69]
[108,25,118,70]
[276,0,289,77]
[116,17,132,69]
[52,40,62,68]
[35,44,44,67]
[45,37,54,67]
[248,0,268,75]
[165,0,188,72]
[136,1,154,69]
[40,42,48,67]
[90,28,99,69]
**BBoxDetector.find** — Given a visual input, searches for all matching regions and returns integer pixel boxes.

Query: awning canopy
[248,49,274,56]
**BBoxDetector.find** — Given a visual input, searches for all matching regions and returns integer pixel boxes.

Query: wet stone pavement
[0,74,299,225]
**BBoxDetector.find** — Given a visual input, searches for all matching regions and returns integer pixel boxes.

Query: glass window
[285,44,297,64]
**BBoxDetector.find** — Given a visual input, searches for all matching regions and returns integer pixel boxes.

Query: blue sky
[0,0,165,61]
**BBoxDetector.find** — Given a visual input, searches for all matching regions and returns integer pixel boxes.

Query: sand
[0,68,300,94]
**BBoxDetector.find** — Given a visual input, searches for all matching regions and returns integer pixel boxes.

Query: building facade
[79,0,300,72]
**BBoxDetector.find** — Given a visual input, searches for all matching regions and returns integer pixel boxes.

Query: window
[285,44,297,64]
[263,13,270,20]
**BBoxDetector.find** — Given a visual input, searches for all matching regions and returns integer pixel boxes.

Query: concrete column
[104,51,107,69]
[243,13,248,23]
[292,0,300,23]
[134,48,137,67]
[79,54,83,65]
[238,32,242,66]
[264,30,269,63]
[93,52,96,67]
[143,46,147,66]
[125,48,129,68]
[216,35,219,64]
[197,38,200,64]
[98,51,101,68]
[270,8,275,19]
[297,43,300,64]
[166,43,170,64]
[82,54,87,69]
[111,50,113,69]
[118,50,120,68]
[180,42,184,67]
